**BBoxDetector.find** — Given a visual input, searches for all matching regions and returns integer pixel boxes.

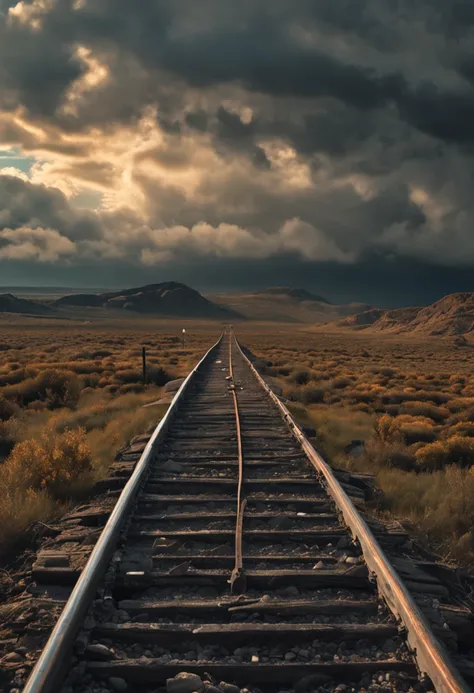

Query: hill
[0,293,54,317]
[255,287,332,304]
[338,307,420,331]
[55,282,241,319]
[336,293,474,335]
[210,286,371,323]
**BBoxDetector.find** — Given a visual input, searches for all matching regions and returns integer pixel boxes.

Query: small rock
[285,652,297,661]
[219,682,240,693]
[313,561,325,570]
[162,460,185,473]
[298,649,310,660]
[382,638,396,653]
[167,672,205,693]
[345,556,361,565]
[109,677,128,691]
[83,615,96,630]
[152,537,179,551]
[337,536,351,549]
[86,643,115,660]
[282,585,299,597]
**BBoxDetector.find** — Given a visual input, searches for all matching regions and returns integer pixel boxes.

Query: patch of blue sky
[0,147,36,174]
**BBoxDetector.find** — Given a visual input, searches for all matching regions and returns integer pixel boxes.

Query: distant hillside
[336,293,474,335]
[56,294,104,308]
[210,286,371,323]
[338,307,420,331]
[56,282,241,319]
[256,287,332,304]
[0,293,54,316]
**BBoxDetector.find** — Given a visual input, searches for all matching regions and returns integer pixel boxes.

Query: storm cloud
[1,0,474,302]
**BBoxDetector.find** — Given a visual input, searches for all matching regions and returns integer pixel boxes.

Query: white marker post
[182,328,186,348]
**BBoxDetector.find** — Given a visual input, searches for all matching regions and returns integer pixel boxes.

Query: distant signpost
[142,346,147,384]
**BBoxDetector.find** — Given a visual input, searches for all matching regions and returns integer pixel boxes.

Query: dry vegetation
[3,313,474,569]
[244,328,474,566]
[0,317,220,555]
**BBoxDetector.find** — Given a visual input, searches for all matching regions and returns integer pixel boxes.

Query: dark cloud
[0,175,101,240]
[1,0,474,302]
[0,0,472,141]
[398,85,474,144]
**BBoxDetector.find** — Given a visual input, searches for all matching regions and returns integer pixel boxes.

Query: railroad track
[22,330,469,693]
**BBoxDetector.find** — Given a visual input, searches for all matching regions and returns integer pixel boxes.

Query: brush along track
[22,331,469,693]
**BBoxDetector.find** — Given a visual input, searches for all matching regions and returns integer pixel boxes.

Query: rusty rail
[228,330,246,594]
[232,330,469,693]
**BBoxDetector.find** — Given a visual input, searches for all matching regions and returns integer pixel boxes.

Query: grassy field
[0,315,221,555]
[1,313,473,567]
[241,328,474,566]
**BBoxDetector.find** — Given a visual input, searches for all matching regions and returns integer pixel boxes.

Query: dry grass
[3,316,474,565]
[0,318,220,555]
[244,328,474,565]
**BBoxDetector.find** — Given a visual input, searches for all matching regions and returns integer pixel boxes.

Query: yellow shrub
[375,414,402,443]
[449,421,474,438]
[400,401,449,423]
[415,435,474,471]
[4,427,92,499]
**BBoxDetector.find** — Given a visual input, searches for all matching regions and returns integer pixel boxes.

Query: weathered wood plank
[87,660,417,684]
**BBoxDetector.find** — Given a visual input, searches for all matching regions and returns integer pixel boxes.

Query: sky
[1,1,474,306]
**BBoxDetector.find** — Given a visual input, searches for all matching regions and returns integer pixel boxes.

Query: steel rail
[23,333,224,693]
[232,330,469,693]
[228,330,246,594]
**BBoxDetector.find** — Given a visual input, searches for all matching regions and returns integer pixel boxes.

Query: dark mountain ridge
[0,293,54,316]
[55,282,241,319]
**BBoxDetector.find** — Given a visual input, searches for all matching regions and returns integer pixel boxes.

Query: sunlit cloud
[0,226,77,262]
[0,0,473,291]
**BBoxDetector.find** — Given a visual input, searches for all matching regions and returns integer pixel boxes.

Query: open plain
[1,315,474,567]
